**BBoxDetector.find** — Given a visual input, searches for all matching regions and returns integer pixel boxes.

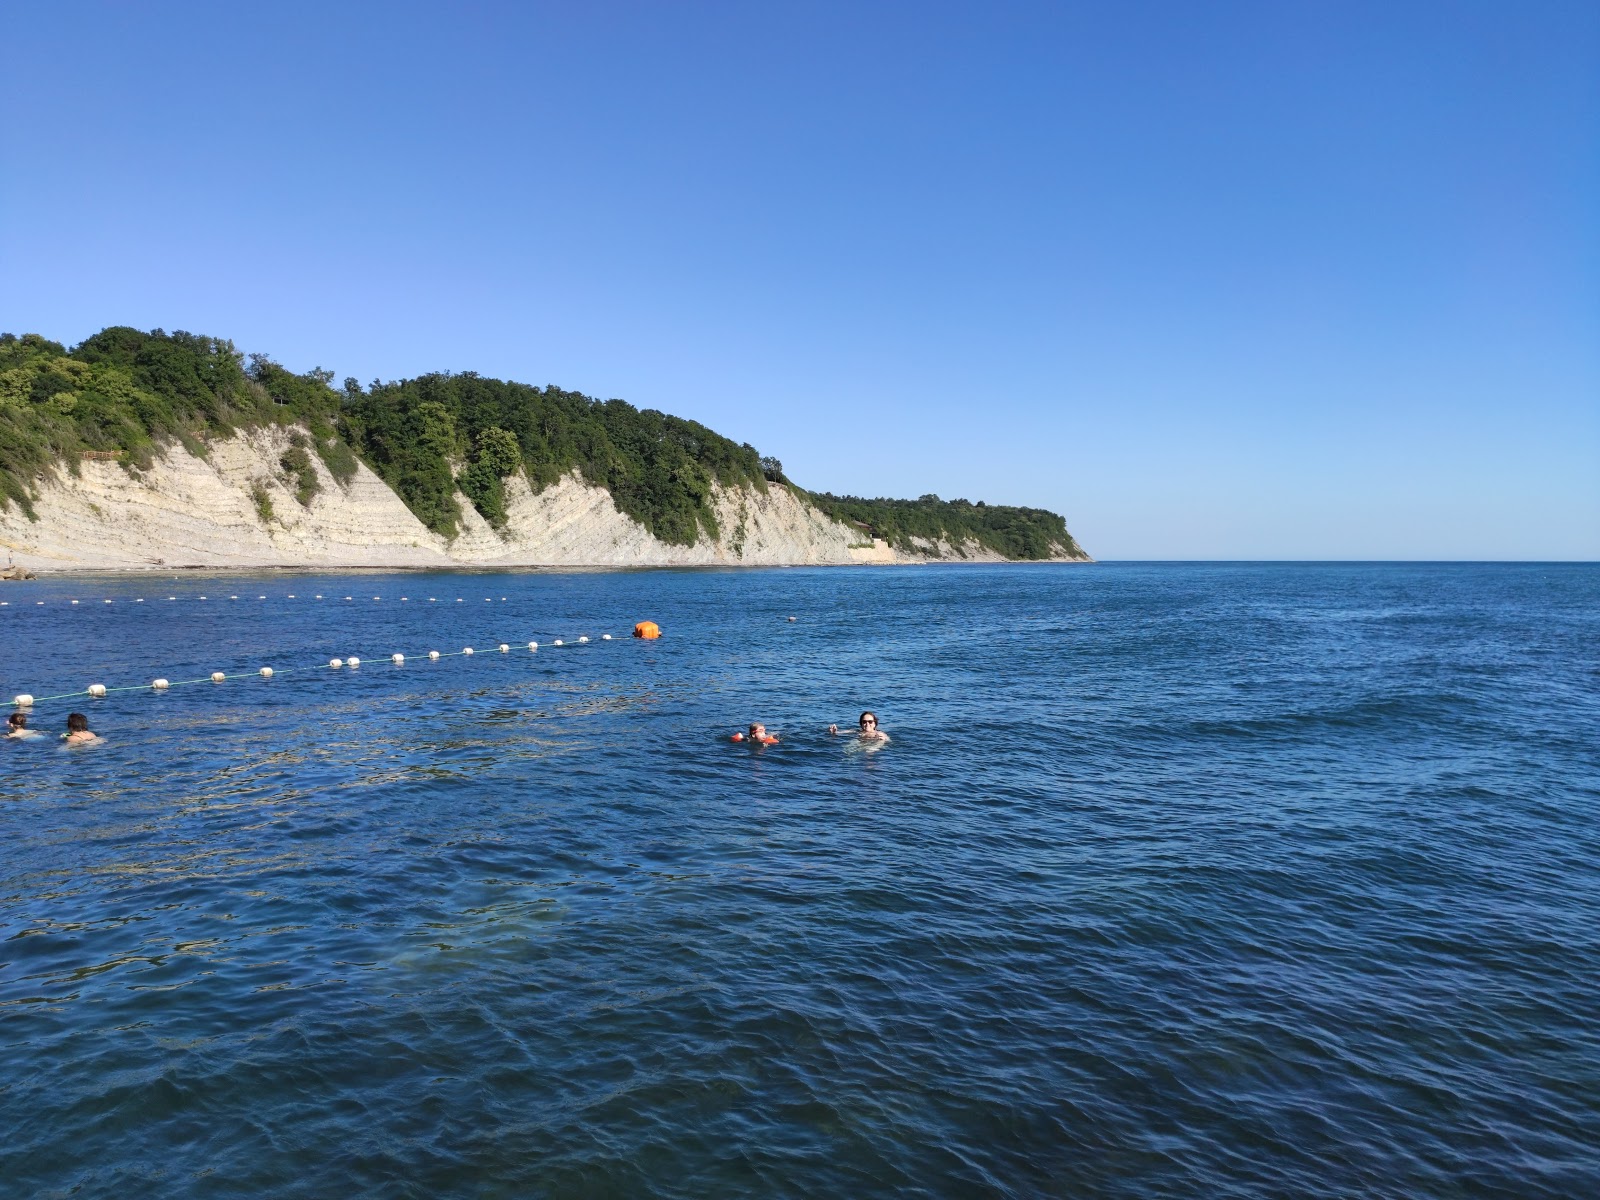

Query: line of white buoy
[1,595,518,607]
[11,627,639,709]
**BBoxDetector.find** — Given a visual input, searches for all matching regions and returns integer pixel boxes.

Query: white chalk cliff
[0,427,1088,572]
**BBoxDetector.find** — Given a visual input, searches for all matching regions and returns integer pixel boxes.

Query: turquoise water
[2,563,1597,1198]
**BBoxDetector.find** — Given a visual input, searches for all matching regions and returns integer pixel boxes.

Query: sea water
[1,563,1596,1198]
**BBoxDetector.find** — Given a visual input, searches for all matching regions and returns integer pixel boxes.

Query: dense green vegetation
[807,492,1084,560]
[340,372,769,541]
[0,328,356,519]
[0,327,764,542]
[1,326,1081,557]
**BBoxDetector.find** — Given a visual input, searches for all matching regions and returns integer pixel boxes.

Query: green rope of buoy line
[10,631,634,711]
[2,594,525,608]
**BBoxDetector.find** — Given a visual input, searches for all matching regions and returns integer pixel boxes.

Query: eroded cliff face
[0,428,966,571]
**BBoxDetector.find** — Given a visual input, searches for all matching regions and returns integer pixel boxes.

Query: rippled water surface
[2,563,1597,1198]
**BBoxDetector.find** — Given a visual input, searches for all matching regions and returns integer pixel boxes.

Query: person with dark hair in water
[830,711,889,743]
[7,711,40,740]
[63,712,99,746]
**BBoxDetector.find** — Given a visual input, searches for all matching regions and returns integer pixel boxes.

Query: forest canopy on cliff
[806,492,1083,561]
[340,372,766,543]
[0,327,1078,557]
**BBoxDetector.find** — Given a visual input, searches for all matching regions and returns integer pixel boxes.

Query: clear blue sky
[3,1,1595,559]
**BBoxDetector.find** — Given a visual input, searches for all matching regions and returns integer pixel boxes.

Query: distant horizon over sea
[3,561,1596,1197]
[13,557,1599,581]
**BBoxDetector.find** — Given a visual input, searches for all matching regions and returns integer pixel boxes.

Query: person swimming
[62,712,99,745]
[731,722,780,745]
[830,711,889,743]
[7,711,41,740]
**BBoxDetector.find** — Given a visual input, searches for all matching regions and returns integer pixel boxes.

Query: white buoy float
[260,667,274,678]
[391,653,405,664]
[428,650,440,660]
[462,647,474,655]
[528,641,538,651]
[315,594,323,599]
[553,639,564,646]
[152,679,169,690]
[288,594,296,599]
[329,658,344,669]
[104,599,113,604]
[135,598,144,603]
[211,672,225,683]
[602,634,612,640]
[347,656,361,667]
[88,684,106,698]
[578,636,589,643]
[498,643,509,653]
[70,599,79,605]
[230,595,238,600]
[13,694,34,707]
[199,596,207,601]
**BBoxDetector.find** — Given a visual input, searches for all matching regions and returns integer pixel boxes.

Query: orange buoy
[633,621,661,639]
[730,732,745,742]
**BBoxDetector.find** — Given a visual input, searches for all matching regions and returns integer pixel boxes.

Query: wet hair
[859,711,878,728]
[66,712,89,733]
[8,711,25,729]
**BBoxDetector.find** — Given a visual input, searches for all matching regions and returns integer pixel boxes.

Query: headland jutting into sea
[0,328,1089,573]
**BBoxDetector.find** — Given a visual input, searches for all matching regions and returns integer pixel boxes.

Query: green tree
[458,425,522,528]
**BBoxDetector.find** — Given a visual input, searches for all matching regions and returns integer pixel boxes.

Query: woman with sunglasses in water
[829,711,889,743]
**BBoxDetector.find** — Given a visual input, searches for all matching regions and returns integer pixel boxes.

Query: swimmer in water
[732,722,780,745]
[7,711,41,739]
[830,711,889,743]
[62,712,99,745]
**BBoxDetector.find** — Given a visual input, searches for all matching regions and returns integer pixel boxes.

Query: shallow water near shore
[2,562,1597,1198]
